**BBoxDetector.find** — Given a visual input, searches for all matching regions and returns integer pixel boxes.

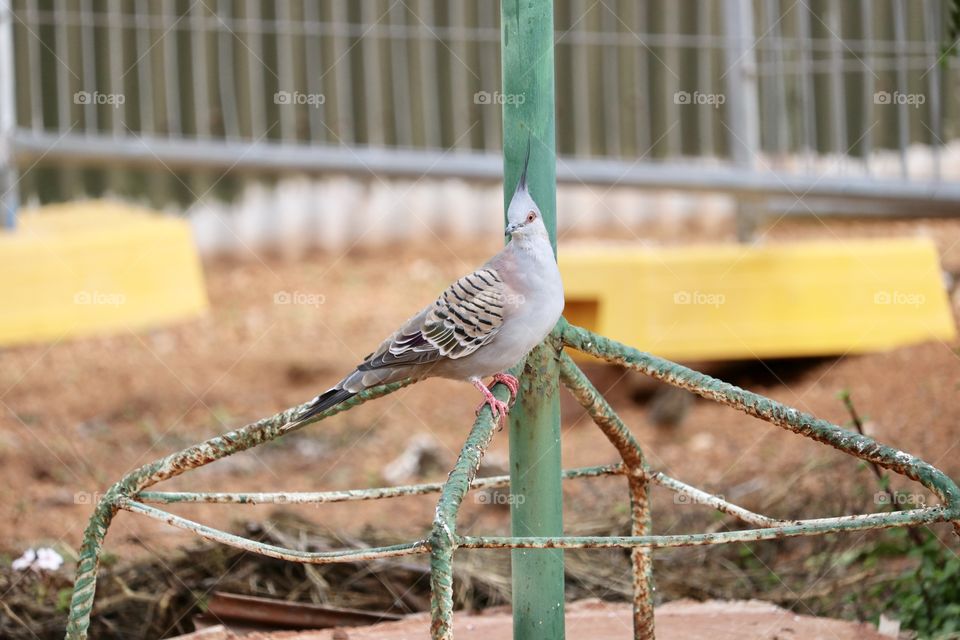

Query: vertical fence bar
[764,0,787,159]
[826,0,847,164]
[501,2,565,638]
[105,0,125,195]
[0,0,17,228]
[162,0,181,137]
[139,0,166,204]
[24,0,41,131]
[217,0,240,141]
[416,0,441,149]
[361,1,384,145]
[449,1,470,149]
[923,0,942,180]
[244,0,265,140]
[722,0,759,167]
[79,0,96,132]
[860,0,874,174]
[601,2,620,157]
[54,0,71,133]
[663,1,680,157]
[797,2,817,167]
[633,0,650,156]
[697,0,715,157]
[107,0,124,137]
[54,0,79,198]
[722,0,761,239]
[478,0,499,152]
[893,0,909,178]
[572,0,589,156]
[303,0,325,143]
[329,0,354,144]
[134,0,155,135]
[389,1,412,147]
[275,0,297,142]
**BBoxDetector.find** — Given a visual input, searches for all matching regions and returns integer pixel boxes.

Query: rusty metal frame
[65,319,960,640]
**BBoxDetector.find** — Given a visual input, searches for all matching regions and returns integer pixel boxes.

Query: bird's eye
[526,211,536,223]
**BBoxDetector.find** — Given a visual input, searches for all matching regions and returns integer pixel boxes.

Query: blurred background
[3,1,960,638]
[5,0,960,245]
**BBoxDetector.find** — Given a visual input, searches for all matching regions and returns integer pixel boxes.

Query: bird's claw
[475,396,511,431]
[472,377,512,431]
[491,373,520,407]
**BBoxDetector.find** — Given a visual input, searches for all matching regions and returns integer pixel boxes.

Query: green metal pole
[501,2,565,638]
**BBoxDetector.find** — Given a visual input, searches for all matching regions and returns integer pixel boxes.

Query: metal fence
[3,0,960,223]
[64,319,960,639]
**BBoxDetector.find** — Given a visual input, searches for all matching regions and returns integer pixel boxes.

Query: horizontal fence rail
[2,0,960,220]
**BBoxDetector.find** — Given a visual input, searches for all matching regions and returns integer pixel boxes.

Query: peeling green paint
[65,322,960,640]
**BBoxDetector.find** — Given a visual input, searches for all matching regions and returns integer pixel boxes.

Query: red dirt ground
[2,216,960,635]
[175,599,891,640]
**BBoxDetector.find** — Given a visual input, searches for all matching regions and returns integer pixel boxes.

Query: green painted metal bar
[65,378,414,639]
[501,2,565,638]
[429,362,519,639]
[455,504,954,547]
[66,316,960,639]
[136,463,625,505]
[647,471,786,527]
[135,460,782,530]
[558,351,654,638]
[67,320,960,640]
[559,319,960,512]
[121,498,431,563]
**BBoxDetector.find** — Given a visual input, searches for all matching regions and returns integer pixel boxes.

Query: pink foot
[472,378,511,431]
[491,373,520,407]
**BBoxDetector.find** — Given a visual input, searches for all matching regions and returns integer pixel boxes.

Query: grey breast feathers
[357,268,506,373]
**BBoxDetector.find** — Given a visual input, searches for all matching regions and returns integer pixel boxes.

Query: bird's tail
[293,386,357,425]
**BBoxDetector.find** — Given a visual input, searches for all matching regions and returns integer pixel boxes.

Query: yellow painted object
[560,238,956,361]
[0,201,207,346]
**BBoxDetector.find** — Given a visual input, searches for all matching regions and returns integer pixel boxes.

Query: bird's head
[505,140,547,241]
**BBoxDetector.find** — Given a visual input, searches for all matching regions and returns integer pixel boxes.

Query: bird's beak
[505,222,523,236]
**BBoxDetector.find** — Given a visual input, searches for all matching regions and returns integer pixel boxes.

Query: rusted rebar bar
[65,379,413,639]
[136,463,625,505]
[65,320,960,640]
[558,351,654,638]
[429,364,517,640]
[647,471,785,528]
[120,498,431,563]
[559,319,960,512]
[456,506,950,548]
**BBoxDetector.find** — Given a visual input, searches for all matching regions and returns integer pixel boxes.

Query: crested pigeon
[298,146,564,429]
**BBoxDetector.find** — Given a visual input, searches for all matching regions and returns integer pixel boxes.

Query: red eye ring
[526,211,536,223]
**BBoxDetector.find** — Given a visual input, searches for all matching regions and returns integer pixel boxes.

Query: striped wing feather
[358,268,505,371]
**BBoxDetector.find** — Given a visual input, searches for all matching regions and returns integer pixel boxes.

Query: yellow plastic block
[0,201,208,346]
[559,238,956,361]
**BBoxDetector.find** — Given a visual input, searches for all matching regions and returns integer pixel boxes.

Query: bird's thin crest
[515,136,531,194]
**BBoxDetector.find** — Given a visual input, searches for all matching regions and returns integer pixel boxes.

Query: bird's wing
[358,267,506,371]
